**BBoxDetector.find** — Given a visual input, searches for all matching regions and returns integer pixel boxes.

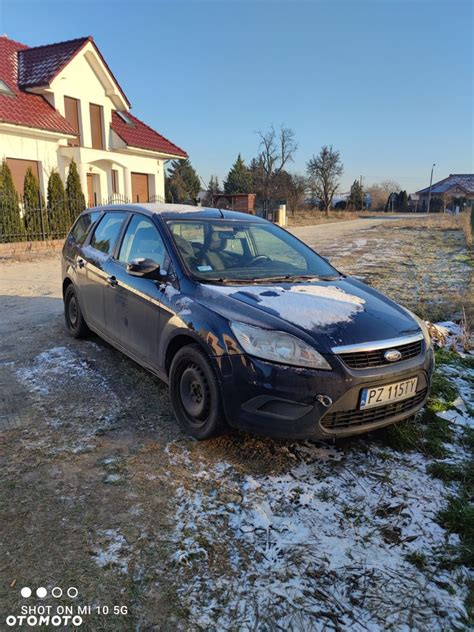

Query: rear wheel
[169,344,228,439]
[64,284,89,338]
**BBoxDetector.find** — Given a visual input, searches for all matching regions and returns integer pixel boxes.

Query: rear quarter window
[69,212,102,245]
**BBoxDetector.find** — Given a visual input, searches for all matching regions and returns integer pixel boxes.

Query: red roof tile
[111,111,187,157]
[0,36,76,135]
[18,37,90,88]
[18,36,130,108]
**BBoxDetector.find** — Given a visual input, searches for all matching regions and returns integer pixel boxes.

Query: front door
[131,173,149,203]
[86,173,97,208]
[104,213,168,366]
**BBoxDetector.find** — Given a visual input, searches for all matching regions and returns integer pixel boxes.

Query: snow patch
[168,444,470,630]
[210,283,365,329]
[91,529,129,574]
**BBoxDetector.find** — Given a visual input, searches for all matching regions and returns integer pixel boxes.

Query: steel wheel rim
[68,295,78,327]
[179,363,210,424]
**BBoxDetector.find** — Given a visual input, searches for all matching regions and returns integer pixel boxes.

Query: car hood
[196,277,421,352]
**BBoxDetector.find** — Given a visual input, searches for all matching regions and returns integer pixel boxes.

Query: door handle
[77,258,85,269]
[107,275,118,287]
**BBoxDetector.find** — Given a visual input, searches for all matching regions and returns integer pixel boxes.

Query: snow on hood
[208,283,365,329]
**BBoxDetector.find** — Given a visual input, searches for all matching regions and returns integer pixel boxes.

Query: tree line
[165,125,405,216]
[0,159,85,241]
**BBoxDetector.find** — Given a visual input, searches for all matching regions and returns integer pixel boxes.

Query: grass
[430,373,459,403]
[405,551,428,570]
[437,495,474,568]
[375,409,455,458]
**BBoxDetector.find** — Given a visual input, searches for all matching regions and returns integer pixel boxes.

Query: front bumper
[217,346,435,439]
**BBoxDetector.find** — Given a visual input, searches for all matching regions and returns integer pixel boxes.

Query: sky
[1,0,473,194]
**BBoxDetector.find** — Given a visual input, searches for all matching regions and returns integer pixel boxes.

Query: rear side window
[69,212,101,245]
[90,212,127,255]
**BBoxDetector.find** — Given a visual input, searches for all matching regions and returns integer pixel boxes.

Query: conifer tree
[167,159,201,203]
[23,167,46,239]
[66,159,86,219]
[0,160,24,241]
[47,170,68,237]
[224,154,253,194]
[348,179,364,211]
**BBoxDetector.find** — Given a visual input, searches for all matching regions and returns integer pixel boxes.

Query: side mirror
[127,257,162,280]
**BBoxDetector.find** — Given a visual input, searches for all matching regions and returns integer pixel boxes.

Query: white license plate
[360,377,418,409]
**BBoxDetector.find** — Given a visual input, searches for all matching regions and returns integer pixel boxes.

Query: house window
[111,169,119,194]
[64,96,81,146]
[6,158,40,197]
[89,103,104,150]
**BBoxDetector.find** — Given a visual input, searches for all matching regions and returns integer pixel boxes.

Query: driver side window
[118,215,167,268]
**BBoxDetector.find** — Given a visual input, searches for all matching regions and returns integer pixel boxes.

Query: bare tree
[366,180,401,210]
[286,174,308,215]
[256,125,297,209]
[306,146,343,217]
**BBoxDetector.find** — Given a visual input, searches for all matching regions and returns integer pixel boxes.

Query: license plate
[360,377,418,409]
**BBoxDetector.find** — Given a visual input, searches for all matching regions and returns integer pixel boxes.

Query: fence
[0,194,165,243]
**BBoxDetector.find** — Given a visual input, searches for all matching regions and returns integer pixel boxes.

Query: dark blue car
[62,204,434,440]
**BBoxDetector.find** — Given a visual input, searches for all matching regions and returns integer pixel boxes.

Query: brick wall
[0,239,64,259]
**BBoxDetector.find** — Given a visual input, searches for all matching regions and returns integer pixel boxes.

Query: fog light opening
[316,394,333,408]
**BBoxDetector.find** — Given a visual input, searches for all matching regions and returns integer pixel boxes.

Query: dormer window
[0,79,14,96]
[117,111,134,126]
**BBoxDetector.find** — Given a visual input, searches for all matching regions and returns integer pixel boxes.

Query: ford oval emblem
[384,349,402,362]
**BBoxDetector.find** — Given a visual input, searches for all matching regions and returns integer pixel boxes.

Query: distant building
[416,174,474,212]
[212,193,256,214]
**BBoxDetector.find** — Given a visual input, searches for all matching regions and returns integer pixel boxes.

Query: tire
[64,284,89,338]
[169,344,228,440]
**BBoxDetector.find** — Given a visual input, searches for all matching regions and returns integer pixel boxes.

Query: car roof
[86,203,267,222]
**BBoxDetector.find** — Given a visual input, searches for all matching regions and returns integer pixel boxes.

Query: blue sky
[1,0,472,193]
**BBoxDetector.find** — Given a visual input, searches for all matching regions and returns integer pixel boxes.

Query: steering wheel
[248,255,271,266]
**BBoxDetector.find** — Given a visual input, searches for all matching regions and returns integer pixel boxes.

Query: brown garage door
[6,158,40,197]
[131,173,149,203]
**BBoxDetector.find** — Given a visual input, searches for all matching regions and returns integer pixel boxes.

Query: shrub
[0,160,25,241]
[23,168,47,240]
[66,159,85,219]
[47,170,69,237]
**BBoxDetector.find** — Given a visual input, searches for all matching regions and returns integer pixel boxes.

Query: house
[0,35,187,207]
[416,174,474,212]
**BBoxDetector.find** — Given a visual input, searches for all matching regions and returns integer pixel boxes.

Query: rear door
[77,211,128,332]
[104,214,170,366]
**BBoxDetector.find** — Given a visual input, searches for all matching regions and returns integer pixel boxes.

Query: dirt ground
[1,215,472,630]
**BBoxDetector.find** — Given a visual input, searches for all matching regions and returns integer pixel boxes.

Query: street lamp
[426,163,436,214]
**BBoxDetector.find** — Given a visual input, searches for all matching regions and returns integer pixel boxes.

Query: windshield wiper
[249,274,341,283]
[199,273,343,285]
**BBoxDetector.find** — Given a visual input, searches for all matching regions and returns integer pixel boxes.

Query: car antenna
[218,207,224,218]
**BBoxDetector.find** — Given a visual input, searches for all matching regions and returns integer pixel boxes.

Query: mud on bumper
[219,349,434,440]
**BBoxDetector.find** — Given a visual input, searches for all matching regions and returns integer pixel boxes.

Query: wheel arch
[62,276,74,298]
[164,332,213,377]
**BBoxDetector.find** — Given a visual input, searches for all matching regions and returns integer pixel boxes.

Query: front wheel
[64,284,89,338]
[169,344,228,440]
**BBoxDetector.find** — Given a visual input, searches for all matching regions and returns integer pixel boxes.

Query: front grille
[321,388,427,431]
[338,340,423,369]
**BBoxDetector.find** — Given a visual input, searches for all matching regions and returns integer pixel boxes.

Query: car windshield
[166,219,340,282]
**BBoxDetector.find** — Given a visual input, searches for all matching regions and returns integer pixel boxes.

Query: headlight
[402,307,433,349]
[230,321,332,370]
[418,318,433,349]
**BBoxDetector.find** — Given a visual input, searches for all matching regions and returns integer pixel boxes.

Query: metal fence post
[39,202,46,241]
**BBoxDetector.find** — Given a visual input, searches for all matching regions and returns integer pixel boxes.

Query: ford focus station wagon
[62,204,434,440]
